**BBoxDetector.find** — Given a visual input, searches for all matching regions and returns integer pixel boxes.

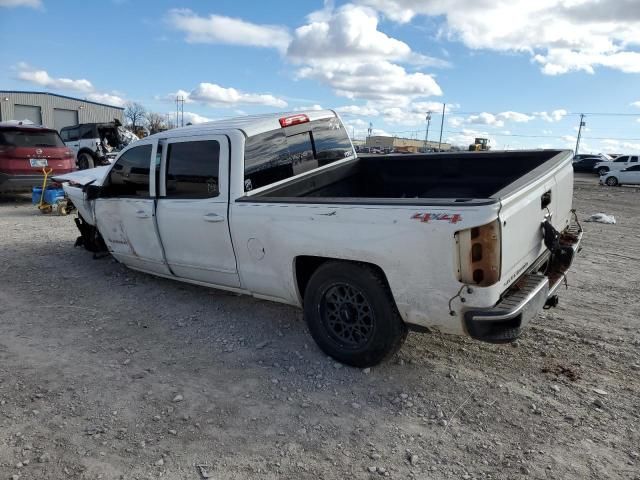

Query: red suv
[0,123,76,192]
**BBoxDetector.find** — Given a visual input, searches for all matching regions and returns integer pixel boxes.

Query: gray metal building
[0,91,124,131]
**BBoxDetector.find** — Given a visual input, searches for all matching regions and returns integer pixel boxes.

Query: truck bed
[244,150,568,205]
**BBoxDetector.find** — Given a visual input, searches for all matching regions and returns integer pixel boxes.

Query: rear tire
[303,262,408,367]
[605,176,618,186]
[597,167,609,176]
[77,152,95,170]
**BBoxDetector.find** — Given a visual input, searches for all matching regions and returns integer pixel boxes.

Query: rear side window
[0,129,65,147]
[244,117,352,191]
[166,140,220,198]
[102,144,152,197]
[61,127,79,142]
[80,125,96,139]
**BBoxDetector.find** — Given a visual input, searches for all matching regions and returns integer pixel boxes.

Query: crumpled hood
[52,165,110,186]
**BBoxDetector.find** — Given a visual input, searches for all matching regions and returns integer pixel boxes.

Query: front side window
[102,144,152,197]
[166,140,220,198]
[614,156,628,163]
[630,156,638,163]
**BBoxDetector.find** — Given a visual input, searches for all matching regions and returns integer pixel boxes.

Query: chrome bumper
[464,218,583,343]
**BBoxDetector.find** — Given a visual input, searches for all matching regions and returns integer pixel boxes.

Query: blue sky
[1,0,639,153]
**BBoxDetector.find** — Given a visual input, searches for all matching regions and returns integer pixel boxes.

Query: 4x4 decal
[411,212,462,224]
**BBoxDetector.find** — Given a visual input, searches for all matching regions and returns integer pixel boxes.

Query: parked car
[53,110,582,367]
[594,154,639,176]
[572,156,603,173]
[600,165,640,186]
[0,122,75,193]
[60,121,138,170]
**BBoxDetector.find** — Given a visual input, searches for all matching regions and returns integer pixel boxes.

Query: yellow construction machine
[468,138,490,151]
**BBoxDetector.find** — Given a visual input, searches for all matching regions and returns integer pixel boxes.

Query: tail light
[455,219,501,286]
[279,114,309,128]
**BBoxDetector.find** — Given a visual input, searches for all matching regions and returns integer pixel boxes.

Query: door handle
[136,210,150,218]
[203,213,224,223]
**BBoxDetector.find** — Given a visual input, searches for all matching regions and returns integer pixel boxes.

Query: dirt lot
[0,174,638,480]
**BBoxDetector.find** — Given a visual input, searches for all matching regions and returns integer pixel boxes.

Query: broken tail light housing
[279,114,310,128]
[455,219,501,286]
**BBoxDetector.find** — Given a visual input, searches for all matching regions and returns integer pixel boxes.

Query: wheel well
[77,148,96,158]
[294,255,392,302]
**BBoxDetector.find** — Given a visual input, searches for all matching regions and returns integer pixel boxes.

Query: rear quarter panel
[230,201,500,335]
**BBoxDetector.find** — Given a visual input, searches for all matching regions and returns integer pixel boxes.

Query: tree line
[124,102,182,136]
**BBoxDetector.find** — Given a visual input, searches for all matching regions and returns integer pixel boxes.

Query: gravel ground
[0,174,638,480]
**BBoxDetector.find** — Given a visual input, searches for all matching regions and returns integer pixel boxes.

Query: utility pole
[367,122,372,145]
[176,96,185,128]
[424,111,432,152]
[574,114,585,156]
[438,103,446,152]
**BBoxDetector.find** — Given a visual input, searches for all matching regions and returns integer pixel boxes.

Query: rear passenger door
[155,135,240,287]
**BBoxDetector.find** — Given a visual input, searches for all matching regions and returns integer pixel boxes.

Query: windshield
[0,129,65,148]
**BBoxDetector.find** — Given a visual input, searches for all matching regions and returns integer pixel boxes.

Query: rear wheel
[597,167,609,176]
[303,262,408,367]
[77,152,95,170]
[605,176,618,186]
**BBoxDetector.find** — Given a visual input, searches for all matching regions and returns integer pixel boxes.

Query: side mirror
[85,184,102,200]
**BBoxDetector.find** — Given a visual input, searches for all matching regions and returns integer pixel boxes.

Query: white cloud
[631,101,640,108]
[0,0,41,7]
[466,112,504,128]
[335,105,380,116]
[167,83,287,108]
[446,111,534,129]
[14,63,126,107]
[294,104,324,111]
[359,0,640,75]
[598,139,640,153]
[288,3,443,106]
[535,109,568,122]
[287,4,412,62]
[16,64,93,93]
[498,111,534,123]
[85,92,126,107]
[167,9,291,52]
[182,112,214,124]
[297,60,441,105]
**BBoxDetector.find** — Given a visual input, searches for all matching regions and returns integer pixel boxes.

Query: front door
[155,134,240,287]
[621,165,640,184]
[94,141,170,275]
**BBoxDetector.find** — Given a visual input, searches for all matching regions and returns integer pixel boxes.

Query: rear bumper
[464,219,583,343]
[0,173,49,192]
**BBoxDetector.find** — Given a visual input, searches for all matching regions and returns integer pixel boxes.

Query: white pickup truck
[54,110,583,367]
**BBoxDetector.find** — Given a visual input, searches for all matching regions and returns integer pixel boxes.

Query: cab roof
[147,109,338,140]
